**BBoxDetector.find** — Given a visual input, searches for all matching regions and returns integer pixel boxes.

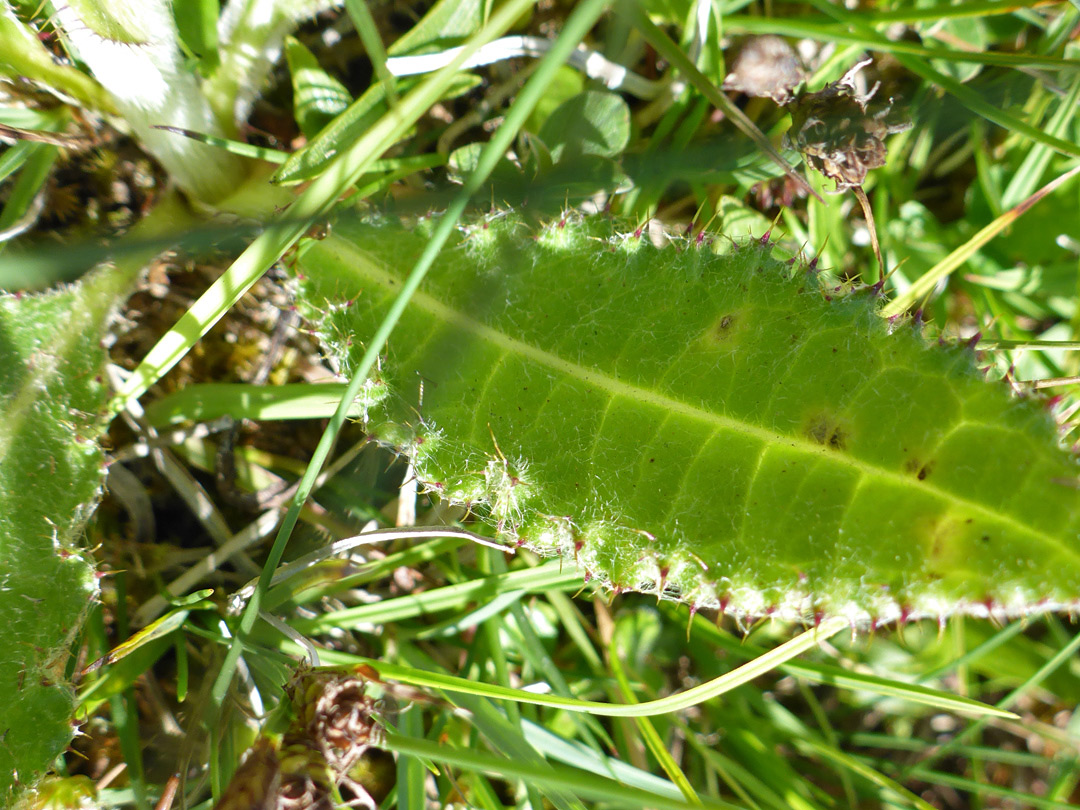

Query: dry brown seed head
[722,36,804,105]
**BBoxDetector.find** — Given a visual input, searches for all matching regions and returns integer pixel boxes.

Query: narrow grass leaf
[793,738,937,810]
[725,15,1078,69]
[685,612,1018,719]
[446,692,588,810]
[262,536,464,611]
[0,140,34,184]
[346,618,848,717]
[905,767,1080,810]
[0,142,56,239]
[609,643,702,803]
[151,125,289,163]
[843,0,1046,24]
[884,164,1080,316]
[384,734,745,810]
[345,0,398,105]
[806,0,1080,160]
[294,562,584,633]
[81,609,191,675]
[978,339,1080,351]
[143,382,367,425]
[397,707,425,810]
[521,721,686,801]
[1001,72,1080,209]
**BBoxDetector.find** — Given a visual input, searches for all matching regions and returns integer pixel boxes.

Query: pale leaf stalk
[209,0,337,128]
[0,3,115,113]
[111,0,540,414]
[50,0,248,202]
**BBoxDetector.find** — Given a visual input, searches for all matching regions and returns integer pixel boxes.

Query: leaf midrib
[326,235,1066,554]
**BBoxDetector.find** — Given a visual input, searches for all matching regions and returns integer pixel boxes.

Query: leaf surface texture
[0,268,122,802]
[297,215,1080,624]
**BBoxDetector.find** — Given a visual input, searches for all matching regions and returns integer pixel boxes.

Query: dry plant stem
[628,4,821,203]
[134,437,373,626]
[153,774,180,810]
[111,415,236,463]
[230,526,510,606]
[117,404,247,556]
[386,35,674,100]
[853,185,884,278]
[1026,376,1080,390]
[0,122,96,149]
[0,185,46,242]
[260,610,321,667]
[215,308,302,510]
[132,508,282,627]
[110,368,263,583]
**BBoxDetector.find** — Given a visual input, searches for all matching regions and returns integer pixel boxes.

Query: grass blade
[883,164,1080,316]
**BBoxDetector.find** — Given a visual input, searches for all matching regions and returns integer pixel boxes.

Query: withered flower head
[784,58,911,189]
[722,36,804,105]
[212,738,282,810]
[214,668,389,810]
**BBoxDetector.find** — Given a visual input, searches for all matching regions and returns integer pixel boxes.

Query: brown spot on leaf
[902,457,937,481]
[712,313,738,341]
[904,456,936,480]
[804,412,849,451]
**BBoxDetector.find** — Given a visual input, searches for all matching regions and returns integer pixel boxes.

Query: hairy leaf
[296,214,1080,625]
[0,268,123,803]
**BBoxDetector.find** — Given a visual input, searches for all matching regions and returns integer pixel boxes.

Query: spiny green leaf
[0,267,126,803]
[295,213,1080,626]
